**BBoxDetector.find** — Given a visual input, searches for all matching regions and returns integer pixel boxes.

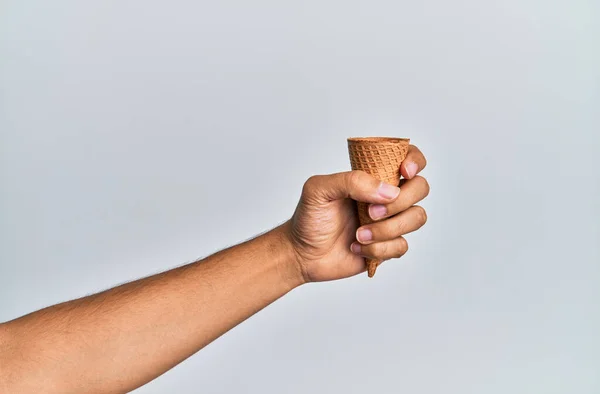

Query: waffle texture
[347,137,410,277]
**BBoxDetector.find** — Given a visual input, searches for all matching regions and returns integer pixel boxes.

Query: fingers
[367,176,430,220]
[400,145,427,179]
[344,144,427,267]
[302,170,401,205]
[356,206,427,244]
[349,205,427,262]
[350,236,409,261]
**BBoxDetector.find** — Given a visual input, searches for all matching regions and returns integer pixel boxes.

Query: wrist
[268,221,307,289]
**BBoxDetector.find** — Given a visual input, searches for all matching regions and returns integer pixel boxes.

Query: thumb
[302,170,401,204]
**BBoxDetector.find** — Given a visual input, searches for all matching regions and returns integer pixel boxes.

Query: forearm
[0,221,302,393]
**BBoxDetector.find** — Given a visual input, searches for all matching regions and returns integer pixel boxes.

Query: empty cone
[347,137,410,278]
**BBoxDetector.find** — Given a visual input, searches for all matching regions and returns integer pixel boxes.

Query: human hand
[284,145,429,283]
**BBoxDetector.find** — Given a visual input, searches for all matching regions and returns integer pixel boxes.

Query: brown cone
[347,137,410,278]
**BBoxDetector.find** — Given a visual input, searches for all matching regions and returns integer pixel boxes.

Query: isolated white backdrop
[1,1,599,393]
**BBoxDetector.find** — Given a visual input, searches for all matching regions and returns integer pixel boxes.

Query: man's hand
[286,145,429,282]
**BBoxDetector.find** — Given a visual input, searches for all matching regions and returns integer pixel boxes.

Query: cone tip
[367,261,377,278]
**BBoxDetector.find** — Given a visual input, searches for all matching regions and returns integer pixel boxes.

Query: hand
[285,145,429,283]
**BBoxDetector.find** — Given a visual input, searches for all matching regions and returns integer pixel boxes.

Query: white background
[1,1,599,393]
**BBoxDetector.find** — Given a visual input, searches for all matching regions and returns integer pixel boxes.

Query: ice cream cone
[347,137,410,278]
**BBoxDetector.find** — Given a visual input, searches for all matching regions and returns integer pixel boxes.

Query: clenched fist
[283,145,429,283]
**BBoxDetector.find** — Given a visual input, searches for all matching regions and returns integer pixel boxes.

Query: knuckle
[391,238,408,259]
[412,146,427,169]
[398,238,409,255]
[415,176,430,198]
[393,217,409,235]
[302,175,320,196]
[346,170,365,191]
[414,205,428,226]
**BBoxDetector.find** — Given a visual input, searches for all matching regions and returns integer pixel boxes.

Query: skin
[0,145,429,393]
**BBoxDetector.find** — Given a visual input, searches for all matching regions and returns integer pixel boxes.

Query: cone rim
[348,137,410,145]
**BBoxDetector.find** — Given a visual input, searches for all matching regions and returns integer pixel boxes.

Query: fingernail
[350,243,362,254]
[357,228,373,243]
[406,162,418,179]
[377,182,400,199]
[369,204,387,220]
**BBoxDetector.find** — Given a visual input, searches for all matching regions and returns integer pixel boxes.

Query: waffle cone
[347,137,410,278]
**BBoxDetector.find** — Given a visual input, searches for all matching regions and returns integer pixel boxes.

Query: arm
[0,224,300,393]
[0,146,429,393]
